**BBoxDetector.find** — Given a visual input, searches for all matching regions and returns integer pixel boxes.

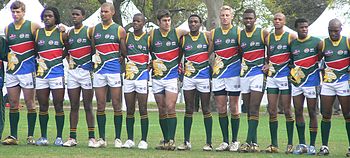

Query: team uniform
[3,20,37,144]
[290,35,321,154]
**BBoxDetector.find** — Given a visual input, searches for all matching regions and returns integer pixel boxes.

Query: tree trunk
[203,0,223,30]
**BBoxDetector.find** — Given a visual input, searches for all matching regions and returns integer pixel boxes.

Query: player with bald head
[263,12,296,153]
[317,18,350,156]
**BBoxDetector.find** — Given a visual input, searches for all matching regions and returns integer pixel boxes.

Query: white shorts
[124,79,148,94]
[36,76,64,89]
[152,78,178,93]
[291,85,317,98]
[93,73,121,88]
[240,74,264,93]
[266,76,289,90]
[321,81,350,96]
[212,76,240,92]
[183,77,210,93]
[6,73,35,89]
[67,68,92,89]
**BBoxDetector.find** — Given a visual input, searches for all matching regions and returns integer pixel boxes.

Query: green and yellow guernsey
[290,36,321,87]
[321,36,350,83]
[150,28,180,80]
[181,32,210,79]
[125,32,150,80]
[267,31,292,78]
[67,25,92,71]
[35,27,64,79]
[239,27,265,77]
[6,20,36,75]
[92,22,121,74]
[211,26,240,79]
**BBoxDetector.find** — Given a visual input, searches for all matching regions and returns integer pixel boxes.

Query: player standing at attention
[263,13,296,153]
[289,18,322,155]
[211,5,241,152]
[177,14,213,151]
[121,13,150,150]
[92,2,127,148]
[150,9,187,150]
[62,7,97,148]
[238,8,269,153]
[316,18,350,156]
[2,1,40,145]
[35,6,67,146]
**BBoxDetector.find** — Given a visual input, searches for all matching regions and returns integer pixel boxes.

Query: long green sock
[286,118,294,145]
[219,113,229,143]
[140,115,149,141]
[27,109,36,137]
[167,113,177,140]
[88,127,95,139]
[96,111,106,140]
[251,118,259,143]
[204,113,212,145]
[310,127,317,146]
[39,112,49,138]
[55,112,65,138]
[269,120,278,146]
[70,128,77,139]
[9,109,19,138]
[114,111,123,139]
[321,119,331,146]
[346,120,350,146]
[126,115,135,140]
[246,119,252,143]
[296,122,306,144]
[231,115,240,142]
[184,114,193,142]
[159,114,168,142]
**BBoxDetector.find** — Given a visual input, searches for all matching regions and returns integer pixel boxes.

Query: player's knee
[71,105,80,113]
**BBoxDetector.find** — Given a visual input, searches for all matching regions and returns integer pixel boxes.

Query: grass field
[0,105,348,158]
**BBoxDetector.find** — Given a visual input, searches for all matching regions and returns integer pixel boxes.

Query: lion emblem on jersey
[125,61,139,80]
[7,52,19,71]
[267,62,276,77]
[37,58,48,77]
[290,66,305,84]
[213,56,224,75]
[323,68,337,83]
[240,59,248,76]
[184,61,195,77]
[92,52,102,69]
[68,56,76,69]
[152,59,167,77]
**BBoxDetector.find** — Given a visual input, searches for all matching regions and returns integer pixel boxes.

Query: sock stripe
[168,113,176,118]
[39,111,48,115]
[219,113,227,117]
[285,116,294,122]
[185,113,193,117]
[322,118,331,122]
[159,114,167,119]
[309,127,318,132]
[88,127,95,131]
[70,128,77,132]
[126,114,134,118]
[114,111,122,116]
[140,115,148,119]
[346,118,350,123]
[97,111,105,115]
[56,112,64,116]
[249,115,259,120]
[10,109,19,113]
[28,109,36,113]
[231,114,240,119]
[203,113,212,118]
[269,117,278,122]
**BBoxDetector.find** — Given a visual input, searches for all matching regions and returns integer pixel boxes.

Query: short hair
[243,8,256,18]
[10,1,25,12]
[101,2,115,13]
[133,13,146,22]
[41,6,61,25]
[220,5,233,14]
[73,6,86,16]
[156,9,171,21]
[294,18,309,28]
[188,14,202,23]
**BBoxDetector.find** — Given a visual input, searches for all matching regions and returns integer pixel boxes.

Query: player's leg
[200,91,212,151]
[280,90,293,154]
[265,88,279,153]
[154,92,167,150]
[214,92,229,151]
[136,88,149,149]
[64,87,81,147]
[22,87,36,145]
[292,94,307,154]
[4,86,21,144]
[123,90,136,148]
[339,95,350,157]
[52,87,65,146]
[317,95,334,156]
[110,86,123,148]
[81,87,95,147]
[228,93,240,152]
[177,89,195,150]
[248,90,264,152]
[36,88,50,146]
[164,89,178,151]
[305,87,318,155]
[95,86,107,147]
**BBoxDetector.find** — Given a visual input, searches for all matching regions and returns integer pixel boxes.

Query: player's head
[10,1,26,22]
[328,18,342,41]
[273,12,286,29]
[294,18,309,38]
[156,9,171,31]
[41,6,61,27]
[132,13,146,32]
[71,7,86,25]
[188,14,202,33]
[219,5,233,26]
[100,2,115,23]
[243,9,256,29]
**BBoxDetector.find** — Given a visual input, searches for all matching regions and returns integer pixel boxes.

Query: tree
[97,0,125,26]
[203,0,224,30]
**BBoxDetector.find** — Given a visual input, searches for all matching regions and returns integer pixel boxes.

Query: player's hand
[178,63,184,74]
[262,64,269,74]
[57,23,67,32]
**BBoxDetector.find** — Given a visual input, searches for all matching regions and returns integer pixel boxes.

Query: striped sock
[184,113,193,142]
[9,108,19,138]
[126,114,135,140]
[296,122,306,144]
[27,109,37,137]
[55,112,65,138]
[219,113,229,143]
[159,114,168,142]
[70,128,77,139]
[88,127,95,139]
[269,116,278,146]
[96,111,106,140]
[167,113,177,140]
[231,114,240,142]
[204,113,212,145]
[285,116,294,145]
[39,111,49,138]
[114,111,123,139]
[140,114,149,141]
[321,118,331,146]
[309,127,317,146]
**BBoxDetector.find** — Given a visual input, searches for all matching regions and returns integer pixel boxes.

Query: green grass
[0,107,348,158]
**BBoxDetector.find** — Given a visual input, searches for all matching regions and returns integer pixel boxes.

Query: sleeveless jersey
[239,27,265,77]
[125,32,149,80]
[68,26,92,71]
[322,36,350,83]
[290,36,321,87]
[36,28,64,79]
[212,26,240,79]
[182,32,210,79]
[150,28,180,80]
[267,31,291,78]
[92,23,121,74]
[6,20,36,75]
